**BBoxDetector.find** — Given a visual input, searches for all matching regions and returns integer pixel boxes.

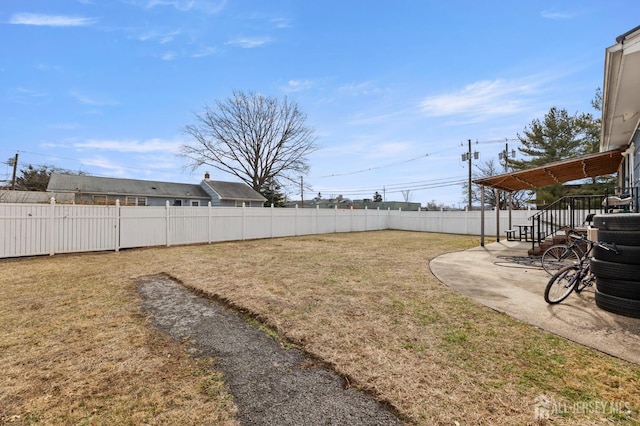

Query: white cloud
[144,0,196,11]
[419,78,539,122]
[140,0,226,13]
[75,138,183,153]
[49,123,81,130]
[226,36,271,48]
[79,156,129,176]
[540,9,575,20]
[366,142,412,159]
[138,29,181,44]
[282,79,314,92]
[270,17,292,29]
[160,51,178,61]
[347,110,407,126]
[338,81,383,96]
[7,86,49,104]
[191,46,219,58]
[9,13,95,27]
[11,87,47,98]
[70,91,118,106]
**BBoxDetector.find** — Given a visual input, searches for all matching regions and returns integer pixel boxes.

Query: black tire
[597,277,640,300]
[541,244,580,275]
[590,258,640,281]
[597,230,640,246]
[544,265,580,304]
[593,213,640,231]
[595,289,640,318]
[593,244,640,265]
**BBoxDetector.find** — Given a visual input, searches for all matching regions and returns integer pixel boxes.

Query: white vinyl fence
[0,200,535,259]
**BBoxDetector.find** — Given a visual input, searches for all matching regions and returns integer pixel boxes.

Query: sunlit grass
[1,230,638,425]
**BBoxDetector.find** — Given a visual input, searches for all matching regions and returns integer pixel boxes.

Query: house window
[191,201,200,206]
[92,195,107,205]
[174,200,182,206]
[126,196,147,206]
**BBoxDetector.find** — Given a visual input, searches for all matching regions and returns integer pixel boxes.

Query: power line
[313,152,431,179]
[311,138,519,180]
[314,176,467,198]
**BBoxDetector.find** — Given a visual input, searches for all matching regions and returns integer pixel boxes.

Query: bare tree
[463,159,531,209]
[181,91,318,191]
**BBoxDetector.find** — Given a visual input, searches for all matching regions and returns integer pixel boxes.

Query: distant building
[46,172,267,207]
[286,194,421,211]
[0,190,74,204]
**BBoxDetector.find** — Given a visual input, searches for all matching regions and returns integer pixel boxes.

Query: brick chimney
[204,171,210,181]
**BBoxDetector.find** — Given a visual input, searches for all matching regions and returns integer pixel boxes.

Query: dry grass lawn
[1,230,638,425]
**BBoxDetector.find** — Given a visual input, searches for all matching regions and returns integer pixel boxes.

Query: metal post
[468,139,472,210]
[480,185,485,247]
[10,152,18,190]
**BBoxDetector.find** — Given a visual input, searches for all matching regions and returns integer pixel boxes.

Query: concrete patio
[429,239,640,364]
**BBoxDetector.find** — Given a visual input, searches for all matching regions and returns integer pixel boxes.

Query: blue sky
[1,1,638,207]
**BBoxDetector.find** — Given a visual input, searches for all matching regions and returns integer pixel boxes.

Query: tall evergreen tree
[260,178,287,207]
[508,90,610,206]
[511,107,585,169]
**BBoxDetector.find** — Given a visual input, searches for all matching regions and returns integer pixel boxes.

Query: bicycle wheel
[541,244,580,275]
[544,265,580,304]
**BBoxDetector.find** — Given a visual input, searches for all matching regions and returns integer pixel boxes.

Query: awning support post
[496,189,500,242]
[480,185,485,247]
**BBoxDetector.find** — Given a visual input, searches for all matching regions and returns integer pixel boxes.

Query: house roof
[201,179,267,202]
[473,148,625,192]
[47,173,210,199]
[602,25,640,151]
[0,190,75,204]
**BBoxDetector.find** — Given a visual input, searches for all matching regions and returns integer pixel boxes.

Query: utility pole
[467,139,472,210]
[300,175,304,207]
[498,143,516,207]
[10,152,18,191]
[461,140,478,210]
[498,142,515,172]
[498,143,516,229]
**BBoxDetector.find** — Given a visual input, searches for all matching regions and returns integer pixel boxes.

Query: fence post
[242,202,246,240]
[208,201,212,244]
[350,206,354,232]
[364,206,368,231]
[294,204,298,236]
[496,201,500,242]
[49,197,56,256]
[115,199,120,252]
[315,205,319,235]
[271,203,275,238]
[334,205,338,233]
[165,200,171,247]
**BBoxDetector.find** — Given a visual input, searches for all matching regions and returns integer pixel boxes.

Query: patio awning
[473,148,626,192]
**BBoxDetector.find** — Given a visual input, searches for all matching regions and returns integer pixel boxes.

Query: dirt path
[137,274,403,426]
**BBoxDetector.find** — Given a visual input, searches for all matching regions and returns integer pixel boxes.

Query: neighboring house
[601,24,640,208]
[200,175,267,207]
[0,190,74,204]
[46,172,266,207]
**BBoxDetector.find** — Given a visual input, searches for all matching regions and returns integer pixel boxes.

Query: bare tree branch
[181,91,318,192]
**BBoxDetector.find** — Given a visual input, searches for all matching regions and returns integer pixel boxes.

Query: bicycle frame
[543,234,616,304]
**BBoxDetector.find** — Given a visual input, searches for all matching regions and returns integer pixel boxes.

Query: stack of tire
[591,213,640,318]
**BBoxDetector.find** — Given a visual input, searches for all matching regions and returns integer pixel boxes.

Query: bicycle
[540,233,587,275]
[544,234,618,304]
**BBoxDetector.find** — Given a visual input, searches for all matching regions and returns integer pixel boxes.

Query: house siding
[46,173,263,207]
[633,131,640,207]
